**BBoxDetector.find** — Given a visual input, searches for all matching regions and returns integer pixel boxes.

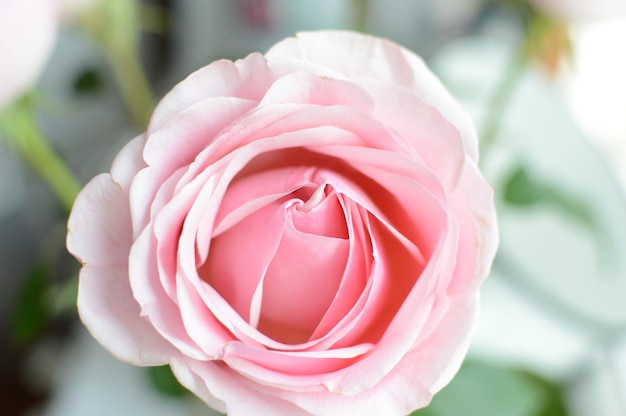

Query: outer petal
[352,78,466,188]
[266,31,478,161]
[77,265,174,365]
[171,359,310,416]
[68,135,147,266]
[148,53,274,132]
[448,160,499,293]
[67,174,131,266]
[69,174,176,365]
[263,293,478,416]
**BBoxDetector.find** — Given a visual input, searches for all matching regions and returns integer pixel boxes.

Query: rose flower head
[67,31,498,416]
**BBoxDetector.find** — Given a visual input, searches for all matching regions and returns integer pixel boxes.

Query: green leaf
[502,164,607,259]
[47,274,79,316]
[503,166,545,206]
[148,365,188,397]
[11,262,50,345]
[503,164,595,228]
[73,67,103,95]
[412,361,568,416]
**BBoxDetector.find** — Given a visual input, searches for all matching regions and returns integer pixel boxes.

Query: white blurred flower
[0,0,59,108]
[528,0,626,21]
[565,18,626,189]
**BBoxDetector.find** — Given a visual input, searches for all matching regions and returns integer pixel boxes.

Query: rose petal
[67,174,131,266]
[148,53,273,132]
[69,174,175,365]
[258,212,350,344]
[77,265,174,365]
[171,359,310,416]
[259,71,374,114]
[223,341,373,380]
[130,97,255,237]
[199,199,286,325]
[110,134,147,189]
[176,104,401,184]
[309,144,452,260]
[447,160,499,293]
[267,31,478,161]
[291,186,348,239]
[309,197,372,342]
[272,294,478,416]
[129,226,210,360]
[353,78,466,188]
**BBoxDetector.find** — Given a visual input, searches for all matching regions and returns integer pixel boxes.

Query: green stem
[103,40,155,129]
[0,103,82,213]
[352,0,369,32]
[82,0,156,130]
[479,40,527,161]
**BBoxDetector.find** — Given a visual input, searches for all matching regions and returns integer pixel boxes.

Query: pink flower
[528,0,626,20]
[0,0,59,108]
[67,31,498,415]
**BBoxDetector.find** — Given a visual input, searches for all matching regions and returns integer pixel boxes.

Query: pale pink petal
[291,186,348,239]
[447,160,499,293]
[267,31,479,161]
[176,104,401,184]
[256,294,477,416]
[222,341,373,389]
[259,72,374,114]
[175,268,238,358]
[211,164,321,238]
[400,292,479,394]
[152,167,204,298]
[110,134,147,190]
[314,151,445,260]
[67,174,131,266]
[199,199,287,324]
[128,97,255,237]
[148,53,273,132]
[175,168,285,351]
[171,359,311,416]
[353,78,466,188]
[320,222,456,393]
[258,216,350,344]
[77,265,174,366]
[143,97,256,171]
[69,169,176,365]
[310,197,372,341]
[129,226,209,360]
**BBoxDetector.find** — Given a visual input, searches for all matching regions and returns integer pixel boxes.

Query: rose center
[199,181,350,344]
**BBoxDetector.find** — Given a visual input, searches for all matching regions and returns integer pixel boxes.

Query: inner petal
[257,209,350,345]
[292,185,348,239]
[198,199,286,323]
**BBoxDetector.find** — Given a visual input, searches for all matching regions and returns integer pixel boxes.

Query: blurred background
[1,0,625,415]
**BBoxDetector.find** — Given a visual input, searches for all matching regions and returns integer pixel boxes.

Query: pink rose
[67,31,497,415]
[528,0,626,20]
[0,0,59,108]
